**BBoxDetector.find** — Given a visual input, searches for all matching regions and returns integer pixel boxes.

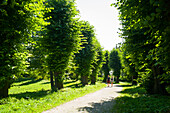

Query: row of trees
[113,0,170,94]
[102,48,122,83]
[1,0,117,98]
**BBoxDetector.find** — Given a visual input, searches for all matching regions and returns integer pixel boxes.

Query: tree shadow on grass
[14,78,33,83]
[63,80,77,85]
[42,80,77,85]
[120,86,146,95]
[41,81,51,84]
[18,79,43,86]
[78,98,116,113]
[113,95,170,113]
[112,86,170,113]
[114,84,133,87]
[65,82,84,88]
[119,85,170,96]
[9,89,51,100]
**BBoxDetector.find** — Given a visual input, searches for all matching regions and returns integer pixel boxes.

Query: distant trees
[102,50,110,82]
[114,0,170,94]
[109,48,121,83]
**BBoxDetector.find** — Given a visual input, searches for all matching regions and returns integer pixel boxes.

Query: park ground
[0,78,169,113]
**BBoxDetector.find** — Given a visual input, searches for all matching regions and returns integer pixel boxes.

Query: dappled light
[0,0,169,112]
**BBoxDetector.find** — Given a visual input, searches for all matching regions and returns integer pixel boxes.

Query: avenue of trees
[0,0,169,98]
[0,0,107,98]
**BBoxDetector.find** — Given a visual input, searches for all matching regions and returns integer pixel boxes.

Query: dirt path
[42,84,123,113]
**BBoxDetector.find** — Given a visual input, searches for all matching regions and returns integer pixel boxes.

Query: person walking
[111,76,114,87]
[107,75,110,87]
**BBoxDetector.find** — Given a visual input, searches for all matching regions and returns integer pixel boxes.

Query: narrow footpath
[42,84,123,113]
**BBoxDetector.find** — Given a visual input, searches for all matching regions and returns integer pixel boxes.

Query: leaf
[156,8,161,13]
[146,16,150,20]
[150,0,154,4]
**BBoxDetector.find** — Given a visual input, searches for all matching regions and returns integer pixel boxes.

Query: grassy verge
[111,82,170,113]
[0,78,106,113]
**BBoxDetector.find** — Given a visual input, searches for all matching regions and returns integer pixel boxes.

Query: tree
[90,39,104,84]
[43,0,81,90]
[74,21,96,86]
[0,0,47,98]
[109,48,122,83]
[113,0,170,94]
[122,50,138,85]
[102,50,110,82]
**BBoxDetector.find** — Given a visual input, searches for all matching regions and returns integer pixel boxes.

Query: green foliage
[114,0,170,94]
[109,48,122,83]
[112,82,170,113]
[26,37,49,79]
[102,50,110,82]
[121,51,138,84]
[0,0,47,97]
[0,78,106,113]
[90,39,104,84]
[42,0,81,89]
[74,21,97,86]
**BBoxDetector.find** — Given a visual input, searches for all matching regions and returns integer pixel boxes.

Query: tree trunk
[151,64,168,94]
[116,76,119,83]
[103,70,109,82]
[54,72,63,90]
[50,71,55,91]
[0,81,9,98]
[91,70,97,85]
[132,75,137,85]
[81,76,88,86]
[76,74,79,81]
[91,74,96,85]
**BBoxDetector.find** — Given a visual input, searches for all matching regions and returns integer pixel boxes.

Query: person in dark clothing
[111,76,114,87]
[107,75,110,87]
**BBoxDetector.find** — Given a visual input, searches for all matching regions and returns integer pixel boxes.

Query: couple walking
[107,75,114,87]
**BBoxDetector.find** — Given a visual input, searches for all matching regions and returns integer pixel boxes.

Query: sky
[75,0,122,51]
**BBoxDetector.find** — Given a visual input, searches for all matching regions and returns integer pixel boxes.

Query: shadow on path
[78,98,116,113]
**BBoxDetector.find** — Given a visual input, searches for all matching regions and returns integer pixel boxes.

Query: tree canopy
[42,0,81,90]
[113,0,170,94]
[0,0,48,98]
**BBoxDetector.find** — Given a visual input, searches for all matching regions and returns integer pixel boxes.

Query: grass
[0,78,106,113]
[111,82,170,113]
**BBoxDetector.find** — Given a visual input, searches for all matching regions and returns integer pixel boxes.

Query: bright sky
[75,0,122,51]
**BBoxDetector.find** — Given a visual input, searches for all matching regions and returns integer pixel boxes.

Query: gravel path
[42,84,123,113]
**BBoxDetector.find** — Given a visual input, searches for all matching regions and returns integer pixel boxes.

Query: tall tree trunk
[91,70,97,85]
[50,71,54,91]
[103,69,109,82]
[54,72,63,90]
[76,74,79,81]
[81,75,88,86]
[116,76,119,83]
[91,74,96,85]
[0,81,9,98]
[151,64,168,94]
[132,75,137,85]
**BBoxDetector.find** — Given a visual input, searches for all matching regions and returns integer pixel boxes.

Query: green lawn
[111,82,170,113]
[0,78,106,113]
